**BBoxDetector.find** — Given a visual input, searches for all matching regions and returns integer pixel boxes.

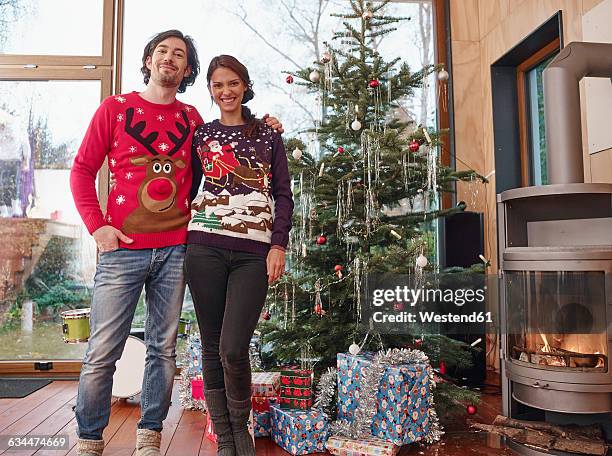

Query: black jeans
[185,244,268,402]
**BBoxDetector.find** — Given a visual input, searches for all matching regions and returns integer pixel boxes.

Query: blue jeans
[76,245,186,440]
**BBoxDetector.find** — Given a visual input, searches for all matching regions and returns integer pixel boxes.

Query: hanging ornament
[351,104,361,131]
[292,147,302,160]
[409,140,420,152]
[316,234,327,245]
[368,79,380,88]
[393,302,404,311]
[423,128,438,193]
[321,42,333,92]
[309,69,321,83]
[437,68,449,113]
[466,404,478,415]
[349,343,361,355]
[438,360,447,375]
[337,146,345,155]
[334,264,343,278]
[314,278,325,316]
[362,8,373,20]
[261,310,271,321]
[286,74,294,84]
[414,338,423,347]
[437,69,449,81]
[390,229,402,240]
[416,254,428,268]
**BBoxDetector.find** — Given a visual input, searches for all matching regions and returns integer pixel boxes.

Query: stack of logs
[472,415,608,455]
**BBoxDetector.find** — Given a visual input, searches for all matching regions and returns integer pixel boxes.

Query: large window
[0,0,114,373]
[517,39,559,186]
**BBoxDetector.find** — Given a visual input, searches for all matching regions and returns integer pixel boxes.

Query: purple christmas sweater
[188,120,294,256]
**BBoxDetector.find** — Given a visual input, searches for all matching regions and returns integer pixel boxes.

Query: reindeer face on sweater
[121,106,191,234]
[130,155,185,213]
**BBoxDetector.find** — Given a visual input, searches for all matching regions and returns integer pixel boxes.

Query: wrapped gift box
[252,395,279,413]
[254,410,271,437]
[326,435,400,456]
[253,397,278,437]
[337,352,432,445]
[206,410,255,443]
[280,369,313,409]
[185,335,203,377]
[252,371,281,397]
[270,404,329,455]
[191,377,204,400]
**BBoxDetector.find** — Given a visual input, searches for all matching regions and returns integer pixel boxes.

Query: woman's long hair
[206,55,261,138]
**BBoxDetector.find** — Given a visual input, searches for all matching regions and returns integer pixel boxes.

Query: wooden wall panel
[450,0,480,41]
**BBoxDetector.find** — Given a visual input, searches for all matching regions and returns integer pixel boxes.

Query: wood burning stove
[496,42,612,455]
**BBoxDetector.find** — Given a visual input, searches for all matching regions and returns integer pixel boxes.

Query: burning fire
[516,333,607,369]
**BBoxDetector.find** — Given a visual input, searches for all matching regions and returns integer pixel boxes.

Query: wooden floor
[0,378,516,455]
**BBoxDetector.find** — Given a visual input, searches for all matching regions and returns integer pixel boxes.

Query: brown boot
[77,438,104,456]
[135,429,161,456]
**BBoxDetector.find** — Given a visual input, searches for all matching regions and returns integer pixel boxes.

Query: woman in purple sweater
[186,55,294,456]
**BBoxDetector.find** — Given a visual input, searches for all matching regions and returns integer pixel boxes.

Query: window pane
[0,0,103,56]
[0,79,100,360]
[121,0,435,134]
[527,55,556,186]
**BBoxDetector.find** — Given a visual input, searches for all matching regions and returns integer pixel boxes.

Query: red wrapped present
[191,378,204,400]
[280,369,313,409]
[252,395,279,413]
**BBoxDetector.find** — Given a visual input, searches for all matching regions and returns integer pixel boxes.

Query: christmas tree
[260,0,483,413]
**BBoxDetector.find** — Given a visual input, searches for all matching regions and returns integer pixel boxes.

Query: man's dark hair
[140,30,199,93]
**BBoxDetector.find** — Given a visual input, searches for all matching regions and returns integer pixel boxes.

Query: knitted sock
[77,438,104,456]
[227,396,255,456]
[205,388,236,456]
[135,429,161,456]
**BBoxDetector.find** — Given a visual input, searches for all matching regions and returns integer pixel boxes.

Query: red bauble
[414,338,423,347]
[314,303,322,315]
[368,79,380,88]
[439,360,447,375]
[262,311,271,321]
[286,75,294,84]
[334,264,343,272]
[337,146,345,154]
[316,235,327,245]
[409,140,420,152]
[466,404,477,415]
[393,302,404,311]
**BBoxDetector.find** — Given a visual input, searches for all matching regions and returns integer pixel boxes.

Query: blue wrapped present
[254,410,271,437]
[185,335,203,377]
[337,352,432,445]
[270,404,329,455]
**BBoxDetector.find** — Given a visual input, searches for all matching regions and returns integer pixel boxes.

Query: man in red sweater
[70,30,281,456]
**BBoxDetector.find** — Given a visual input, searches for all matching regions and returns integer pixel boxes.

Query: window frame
[516,37,560,187]
[0,0,114,66]
[0,1,115,376]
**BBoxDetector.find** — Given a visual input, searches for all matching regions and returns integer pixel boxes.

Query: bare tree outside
[0,0,26,47]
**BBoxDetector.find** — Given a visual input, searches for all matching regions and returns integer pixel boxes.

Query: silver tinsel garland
[314,366,337,416]
[323,348,443,444]
[178,334,207,412]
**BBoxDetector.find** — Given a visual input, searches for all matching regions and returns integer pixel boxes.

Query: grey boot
[77,438,104,456]
[135,429,161,456]
[205,388,236,456]
[227,396,255,456]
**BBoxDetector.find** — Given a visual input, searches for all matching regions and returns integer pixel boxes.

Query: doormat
[0,379,52,398]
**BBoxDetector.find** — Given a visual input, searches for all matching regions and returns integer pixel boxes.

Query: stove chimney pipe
[543,42,612,184]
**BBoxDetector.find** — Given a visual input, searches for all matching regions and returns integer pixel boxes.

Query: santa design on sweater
[197,137,240,183]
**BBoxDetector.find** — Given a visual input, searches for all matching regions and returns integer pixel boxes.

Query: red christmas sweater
[70,92,204,249]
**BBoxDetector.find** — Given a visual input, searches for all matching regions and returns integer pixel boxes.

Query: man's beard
[153,68,181,88]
